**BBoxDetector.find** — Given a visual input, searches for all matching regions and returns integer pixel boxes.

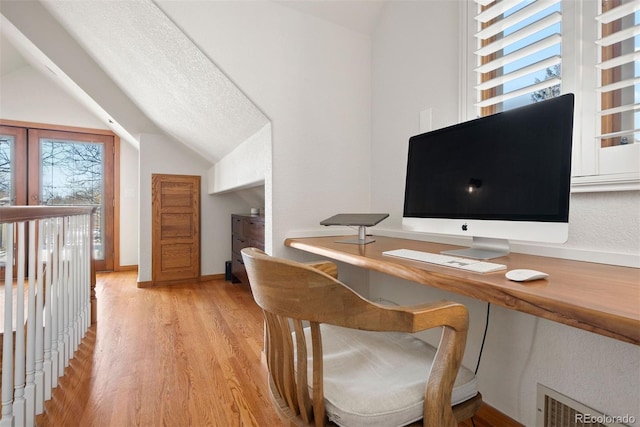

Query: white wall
[1,65,106,129]
[370,2,640,426]
[0,64,140,268]
[208,123,271,195]
[157,0,373,260]
[138,132,259,282]
[119,139,139,266]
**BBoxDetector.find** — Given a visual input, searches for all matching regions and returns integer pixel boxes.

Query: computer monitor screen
[402,94,574,259]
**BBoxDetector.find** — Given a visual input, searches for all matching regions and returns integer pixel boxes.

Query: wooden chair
[241,247,482,427]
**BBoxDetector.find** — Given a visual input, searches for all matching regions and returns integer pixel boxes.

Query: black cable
[469,303,491,427]
[474,302,491,375]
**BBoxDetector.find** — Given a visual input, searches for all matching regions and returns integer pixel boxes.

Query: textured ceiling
[41,0,269,163]
[6,0,385,162]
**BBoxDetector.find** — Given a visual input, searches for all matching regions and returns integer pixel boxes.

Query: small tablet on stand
[320,213,389,244]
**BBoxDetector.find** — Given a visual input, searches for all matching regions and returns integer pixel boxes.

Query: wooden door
[152,174,200,284]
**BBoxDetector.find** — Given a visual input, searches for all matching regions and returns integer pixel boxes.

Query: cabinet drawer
[232,216,244,235]
[232,235,251,254]
[231,214,264,285]
[233,237,264,253]
[244,219,264,242]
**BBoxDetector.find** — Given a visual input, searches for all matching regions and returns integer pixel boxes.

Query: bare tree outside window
[0,127,114,270]
[0,137,12,206]
[40,140,103,205]
[531,65,562,103]
[41,139,104,257]
[0,137,12,263]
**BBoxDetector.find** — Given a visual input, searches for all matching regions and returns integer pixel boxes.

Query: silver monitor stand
[335,225,375,244]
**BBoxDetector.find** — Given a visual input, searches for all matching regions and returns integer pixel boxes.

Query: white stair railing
[0,206,96,427]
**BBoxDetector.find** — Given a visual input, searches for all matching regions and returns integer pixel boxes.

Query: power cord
[470,303,491,427]
[475,302,491,375]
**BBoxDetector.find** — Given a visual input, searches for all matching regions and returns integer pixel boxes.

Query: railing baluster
[81,215,88,339]
[49,219,59,388]
[85,215,91,331]
[1,223,14,427]
[56,217,65,377]
[34,220,44,415]
[83,214,91,333]
[79,216,87,341]
[43,219,53,402]
[25,220,36,426]
[62,218,70,369]
[13,222,26,427]
[70,216,79,353]
[0,206,96,427]
[77,216,84,335]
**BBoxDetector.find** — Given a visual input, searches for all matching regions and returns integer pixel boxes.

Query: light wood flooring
[35,270,511,427]
[36,271,281,427]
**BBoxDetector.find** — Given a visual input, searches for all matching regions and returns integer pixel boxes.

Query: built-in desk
[285,235,640,346]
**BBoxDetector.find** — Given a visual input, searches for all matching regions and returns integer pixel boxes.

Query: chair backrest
[242,248,429,332]
[241,247,473,427]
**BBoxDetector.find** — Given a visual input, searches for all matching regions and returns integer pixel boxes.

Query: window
[474,0,563,115]
[0,123,117,271]
[465,0,640,191]
[31,129,114,270]
[595,0,640,177]
[0,125,26,206]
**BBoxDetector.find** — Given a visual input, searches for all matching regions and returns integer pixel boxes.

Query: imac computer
[402,94,574,259]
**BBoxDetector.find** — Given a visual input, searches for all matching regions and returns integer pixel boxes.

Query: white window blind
[596,0,640,148]
[474,0,562,115]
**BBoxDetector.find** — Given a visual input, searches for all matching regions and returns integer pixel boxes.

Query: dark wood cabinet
[231,214,265,285]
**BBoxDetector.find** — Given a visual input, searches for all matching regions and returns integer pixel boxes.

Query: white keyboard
[382,248,507,274]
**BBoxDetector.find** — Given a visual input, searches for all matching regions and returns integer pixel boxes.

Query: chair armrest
[402,301,469,333]
[303,260,338,278]
[397,301,470,427]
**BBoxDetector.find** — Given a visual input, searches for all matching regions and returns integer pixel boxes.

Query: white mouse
[505,269,549,282]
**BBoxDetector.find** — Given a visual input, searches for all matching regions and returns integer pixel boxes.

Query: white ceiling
[0,32,27,76]
[276,0,386,34]
[2,0,386,163]
[40,0,269,163]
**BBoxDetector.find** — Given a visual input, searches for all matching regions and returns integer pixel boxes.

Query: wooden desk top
[285,235,640,345]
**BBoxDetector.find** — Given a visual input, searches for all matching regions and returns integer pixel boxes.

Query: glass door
[0,126,27,206]
[0,126,26,273]
[28,129,114,271]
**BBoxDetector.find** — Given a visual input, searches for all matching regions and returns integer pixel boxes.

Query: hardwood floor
[35,270,516,427]
[36,271,281,427]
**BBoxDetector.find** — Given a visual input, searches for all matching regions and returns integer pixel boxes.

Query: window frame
[0,119,120,271]
[461,0,640,193]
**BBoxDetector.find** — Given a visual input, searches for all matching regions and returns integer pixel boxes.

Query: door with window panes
[0,125,115,271]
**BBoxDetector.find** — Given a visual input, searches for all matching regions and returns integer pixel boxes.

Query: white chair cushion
[300,324,478,427]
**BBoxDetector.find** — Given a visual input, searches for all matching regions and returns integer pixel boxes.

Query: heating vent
[537,384,632,427]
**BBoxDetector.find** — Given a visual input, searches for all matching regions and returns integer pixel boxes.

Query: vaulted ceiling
[1,0,385,163]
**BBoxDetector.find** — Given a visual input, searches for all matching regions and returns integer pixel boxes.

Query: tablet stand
[320,213,389,245]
